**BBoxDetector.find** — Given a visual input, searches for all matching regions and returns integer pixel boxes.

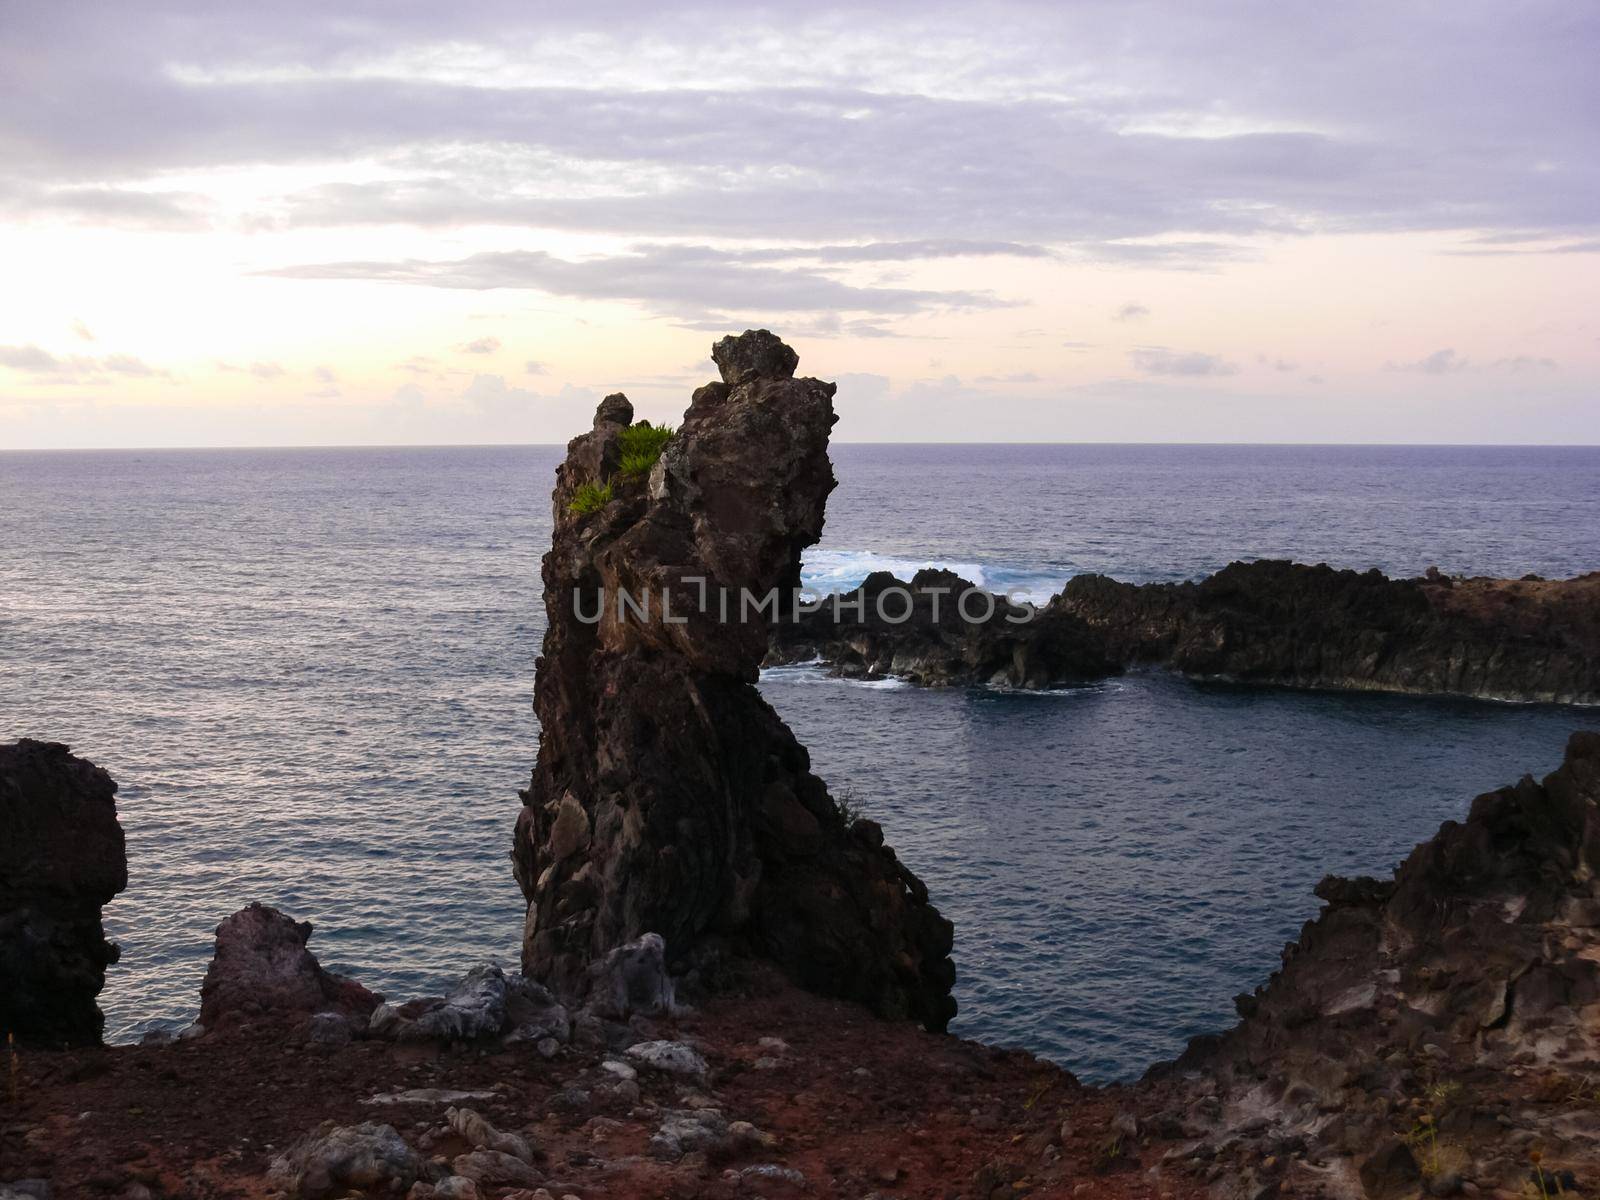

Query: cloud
[1386,348,1469,375]
[463,372,536,414]
[313,365,337,382]
[70,319,94,342]
[459,336,502,355]
[1129,347,1240,377]
[1492,355,1558,372]
[264,244,1005,324]
[1114,303,1150,322]
[0,344,62,372]
[0,343,171,382]
[974,371,1041,384]
[101,354,164,378]
[1257,355,1299,372]
[7,4,1592,257]
[524,359,548,375]
[248,361,286,379]
[1076,241,1252,269]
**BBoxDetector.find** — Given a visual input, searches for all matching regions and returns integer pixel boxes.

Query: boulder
[582,932,675,1020]
[0,740,127,1046]
[370,963,565,1043]
[446,1107,538,1164]
[198,903,379,1030]
[624,1039,709,1077]
[266,1121,421,1199]
[451,1149,542,1188]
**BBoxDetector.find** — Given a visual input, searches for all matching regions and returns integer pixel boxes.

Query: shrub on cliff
[568,480,614,515]
[618,421,674,478]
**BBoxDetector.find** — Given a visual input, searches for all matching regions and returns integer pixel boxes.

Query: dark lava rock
[772,559,1600,702]
[711,328,798,385]
[767,568,1118,689]
[1058,560,1600,703]
[1160,730,1600,1190]
[0,739,127,1046]
[198,903,380,1030]
[513,330,956,1030]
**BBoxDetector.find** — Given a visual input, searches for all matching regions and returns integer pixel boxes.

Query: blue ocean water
[2,443,1597,1080]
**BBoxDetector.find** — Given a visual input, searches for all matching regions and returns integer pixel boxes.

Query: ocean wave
[758,663,909,690]
[799,549,1073,605]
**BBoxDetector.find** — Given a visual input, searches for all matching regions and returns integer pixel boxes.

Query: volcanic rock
[777,560,1600,702]
[1058,560,1600,702]
[265,1120,421,1199]
[198,903,379,1030]
[767,568,1119,688]
[0,739,127,1047]
[514,330,956,1029]
[1164,730,1600,1192]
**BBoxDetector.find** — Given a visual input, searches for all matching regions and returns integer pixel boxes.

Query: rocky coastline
[6,333,1600,1199]
[770,561,1600,704]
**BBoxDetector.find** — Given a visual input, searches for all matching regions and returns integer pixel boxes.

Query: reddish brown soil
[1,978,1206,1200]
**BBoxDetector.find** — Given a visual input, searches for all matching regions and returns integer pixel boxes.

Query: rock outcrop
[1159,730,1600,1195]
[767,567,1119,688]
[514,330,956,1030]
[1059,560,1600,703]
[0,739,127,1047]
[775,561,1600,702]
[198,902,380,1030]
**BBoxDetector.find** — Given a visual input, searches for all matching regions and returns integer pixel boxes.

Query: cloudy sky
[2,1,1596,447]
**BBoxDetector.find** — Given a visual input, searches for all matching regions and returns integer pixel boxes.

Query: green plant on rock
[567,480,615,516]
[834,786,865,826]
[618,420,675,479]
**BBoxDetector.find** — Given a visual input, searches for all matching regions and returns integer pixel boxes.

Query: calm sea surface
[2,444,1598,1080]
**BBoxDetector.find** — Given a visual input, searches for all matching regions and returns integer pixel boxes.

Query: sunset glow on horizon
[2,2,1596,448]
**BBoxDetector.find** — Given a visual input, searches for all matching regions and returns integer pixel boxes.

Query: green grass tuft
[617,421,674,479]
[567,480,615,515]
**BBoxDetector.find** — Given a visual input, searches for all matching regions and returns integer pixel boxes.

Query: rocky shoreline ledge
[5,334,1599,1199]
[769,562,1600,704]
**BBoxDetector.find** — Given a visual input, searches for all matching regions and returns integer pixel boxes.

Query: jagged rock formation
[513,330,956,1030]
[775,560,1600,702]
[198,902,380,1030]
[1156,731,1600,1195]
[0,739,127,1046]
[1059,560,1600,703]
[767,567,1119,688]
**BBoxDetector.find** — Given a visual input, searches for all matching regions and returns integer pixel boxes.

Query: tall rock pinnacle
[514,330,956,1029]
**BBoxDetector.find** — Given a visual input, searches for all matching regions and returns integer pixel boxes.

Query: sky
[1,1,1597,448]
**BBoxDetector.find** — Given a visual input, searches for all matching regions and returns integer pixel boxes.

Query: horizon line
[6,439,1600,454]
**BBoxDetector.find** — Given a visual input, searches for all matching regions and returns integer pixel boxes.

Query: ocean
[2,443,1597,1081]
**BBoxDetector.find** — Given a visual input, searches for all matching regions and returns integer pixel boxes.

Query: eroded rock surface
[767,567,1118,688]
[514,330,956,1029]
[1060,560,1600,703]
[198,902,380,1030]
[0,739,127,1047]
[776,560,1600,702]
[1159,730,1600,1195]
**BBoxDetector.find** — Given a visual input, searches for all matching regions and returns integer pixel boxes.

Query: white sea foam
[799,549,1072,606]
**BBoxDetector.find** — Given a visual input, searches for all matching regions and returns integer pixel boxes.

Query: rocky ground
[0,967,1206,1200]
